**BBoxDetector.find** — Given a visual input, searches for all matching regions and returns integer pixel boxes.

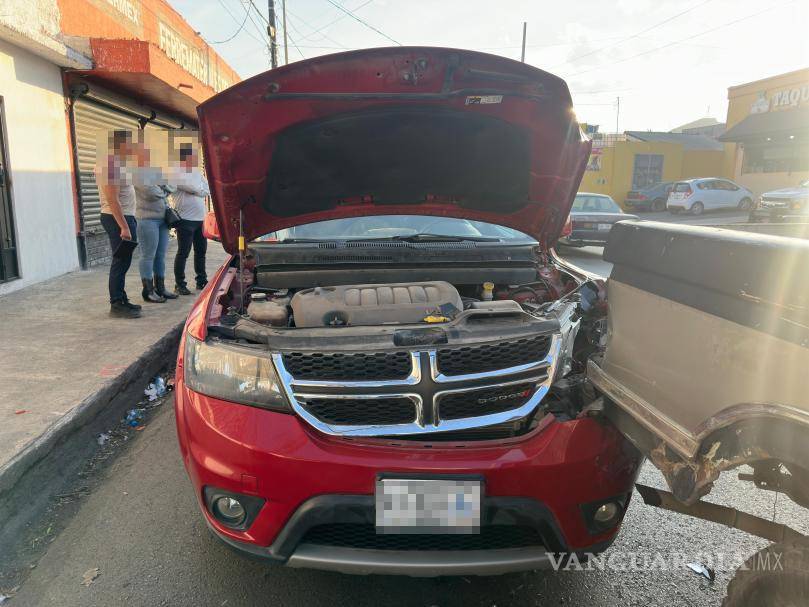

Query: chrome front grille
[436,335,552,376]
[273,334,561,438]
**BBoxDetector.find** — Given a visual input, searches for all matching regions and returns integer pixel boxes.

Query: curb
[0,322,183,499]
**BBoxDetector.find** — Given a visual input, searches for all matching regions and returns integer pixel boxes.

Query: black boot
[155,276,178,299]
[110,300,141,318]
[122,292,142,311]
[142,278,166,303]
[196,279,208,291]
[175,282,192,296]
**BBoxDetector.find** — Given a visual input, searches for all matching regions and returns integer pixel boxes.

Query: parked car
[749,179,809,223]
[558,193,638,247]
[624,181,674,212]
[667,178,753,215]
[176,48,643,577]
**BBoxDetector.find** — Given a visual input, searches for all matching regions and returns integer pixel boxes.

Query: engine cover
[290,281,463,327]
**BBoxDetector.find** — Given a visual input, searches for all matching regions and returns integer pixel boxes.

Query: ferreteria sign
[158,20,232,93]
[750,84,809,114]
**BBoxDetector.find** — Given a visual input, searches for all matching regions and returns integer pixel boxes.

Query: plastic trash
[154,376,167,397]
[687,561,715,582]
[97,433,110,446]
[144,384,158,401]
[0,594,9,604]
[125,409,144,427]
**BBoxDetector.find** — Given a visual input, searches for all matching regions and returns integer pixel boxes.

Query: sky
[169,0,809,132]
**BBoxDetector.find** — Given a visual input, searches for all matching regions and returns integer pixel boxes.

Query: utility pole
[267,0,278,68]
[282,0,289,65]
[520,22,527,63]
[615,96,620,133]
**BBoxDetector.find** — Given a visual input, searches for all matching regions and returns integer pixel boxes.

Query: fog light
[213,496,246,525]
[593,502,620,525]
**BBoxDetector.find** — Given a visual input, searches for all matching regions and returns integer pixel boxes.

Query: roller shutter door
[72,99,140,242]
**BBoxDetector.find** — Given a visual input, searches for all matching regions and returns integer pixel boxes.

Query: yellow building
[579,133,725,206]
[719,67,809,197]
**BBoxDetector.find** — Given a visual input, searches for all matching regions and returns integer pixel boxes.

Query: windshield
[571,195,622,213]
[260,215,535,243]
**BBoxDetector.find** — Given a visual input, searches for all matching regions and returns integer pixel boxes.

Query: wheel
[651,198,666,212]
[723,538,809,607]
[690,202,704,216]
[739,197,753,211]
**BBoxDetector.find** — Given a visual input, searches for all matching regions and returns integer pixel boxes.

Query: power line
[215,0,266,46]
[296,0,374,43]
[322,0,400,45]
[284,6,349,49]
[210,2,251,44]
[568,0,796,78]
[553,0,716,68]
[285,25,307,60]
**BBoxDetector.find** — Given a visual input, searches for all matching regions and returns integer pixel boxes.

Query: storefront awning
[68,39,223,124]
[719,106,809,142]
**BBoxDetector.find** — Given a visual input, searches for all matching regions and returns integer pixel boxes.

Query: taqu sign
[750,84,809,114]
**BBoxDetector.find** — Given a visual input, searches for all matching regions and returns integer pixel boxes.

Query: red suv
[175,47,641,576]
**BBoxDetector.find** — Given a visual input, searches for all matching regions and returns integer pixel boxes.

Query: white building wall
[0,38,80,295]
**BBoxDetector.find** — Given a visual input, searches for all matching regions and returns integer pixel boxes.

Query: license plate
[375,478,482,534]
[597,223,612,231]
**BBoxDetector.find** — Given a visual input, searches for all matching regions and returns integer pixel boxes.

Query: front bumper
[749,208,809,223]
[561,229,611,246]
[175,382,641,575]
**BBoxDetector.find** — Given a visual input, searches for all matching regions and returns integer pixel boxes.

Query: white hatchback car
[667,178,754,215]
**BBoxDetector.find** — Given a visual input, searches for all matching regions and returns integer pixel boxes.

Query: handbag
[165,206,182,227]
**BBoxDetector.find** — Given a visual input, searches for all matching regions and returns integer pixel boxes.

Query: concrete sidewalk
[0,239,228,495]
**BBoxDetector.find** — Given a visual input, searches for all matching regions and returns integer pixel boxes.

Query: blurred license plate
[597,223,612,231]
[375,478,482,534]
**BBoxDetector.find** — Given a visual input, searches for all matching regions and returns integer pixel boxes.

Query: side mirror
[203,211,221,242]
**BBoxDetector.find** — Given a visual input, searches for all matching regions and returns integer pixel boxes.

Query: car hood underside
[197,47,591,252]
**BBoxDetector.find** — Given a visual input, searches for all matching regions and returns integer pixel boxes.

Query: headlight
[184,336,290,412]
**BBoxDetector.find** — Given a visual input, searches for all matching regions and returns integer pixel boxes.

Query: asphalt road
[559,209,750,277]
[6,397,807,607]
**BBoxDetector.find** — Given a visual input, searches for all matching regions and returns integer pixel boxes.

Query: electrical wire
[284,6,349,50]
[296,0,375,43]
[568,0,796,78]
[321,0,400,45]
[209,1,252,44]
[552,0,716,68]
[215,0,266,46]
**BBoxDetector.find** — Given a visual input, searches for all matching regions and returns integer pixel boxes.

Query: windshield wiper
[385,233,501,243]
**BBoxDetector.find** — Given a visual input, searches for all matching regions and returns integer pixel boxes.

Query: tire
[690,202,704,216]
[723,538,809,607]
[652,198,666,212]
[739,197,753,211]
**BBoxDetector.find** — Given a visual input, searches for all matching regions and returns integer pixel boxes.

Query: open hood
[197,47,591,253]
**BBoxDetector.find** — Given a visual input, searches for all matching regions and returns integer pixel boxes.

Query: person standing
[133,145,178,303]
[170,144,210,295]
[97,130,142,319]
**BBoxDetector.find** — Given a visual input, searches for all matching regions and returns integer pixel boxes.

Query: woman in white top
[170,144,211,295]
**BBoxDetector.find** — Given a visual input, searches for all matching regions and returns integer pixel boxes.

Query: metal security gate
[0,98,19,283]
[72,98,141,265]
[70,85,189,266]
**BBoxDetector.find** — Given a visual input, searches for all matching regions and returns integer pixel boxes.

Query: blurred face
[182,150,198,168]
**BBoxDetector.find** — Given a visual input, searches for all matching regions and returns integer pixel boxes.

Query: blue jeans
[136,218,169,280]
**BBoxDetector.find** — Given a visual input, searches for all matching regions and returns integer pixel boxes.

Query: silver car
[667,178,754,215]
